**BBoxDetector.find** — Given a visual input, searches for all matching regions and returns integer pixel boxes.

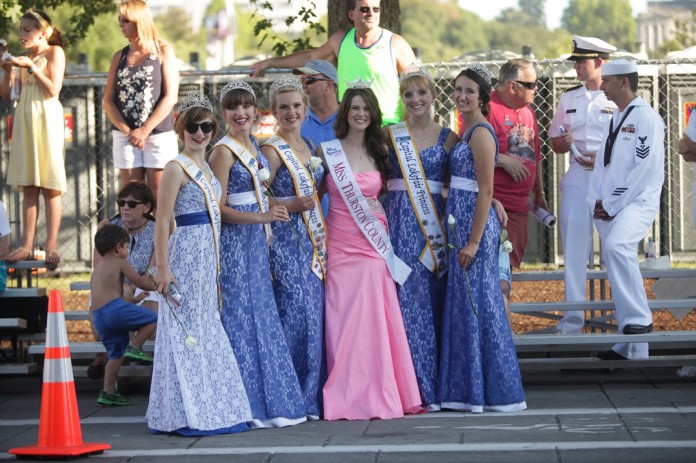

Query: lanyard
[603,105,636,167]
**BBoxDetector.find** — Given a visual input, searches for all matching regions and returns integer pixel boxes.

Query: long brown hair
[334,88,390,181]
[22,9,65,48]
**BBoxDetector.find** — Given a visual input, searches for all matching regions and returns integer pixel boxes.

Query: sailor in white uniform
[549,36,616,334]
[589,59,665,360]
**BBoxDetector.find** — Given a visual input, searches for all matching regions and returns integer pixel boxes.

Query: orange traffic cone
[9,290,111,458]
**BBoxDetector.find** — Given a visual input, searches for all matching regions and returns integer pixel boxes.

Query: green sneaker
[97,390,132,406]
[124,345,154,363]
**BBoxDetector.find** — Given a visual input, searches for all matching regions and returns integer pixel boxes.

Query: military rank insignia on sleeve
[636,136,649,159]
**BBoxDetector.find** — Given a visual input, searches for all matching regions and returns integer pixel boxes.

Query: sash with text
[216,135,272,240]
[321,139,412,285]
[172,153,223,309]
[264,136,327,280]
[388,122,447,277]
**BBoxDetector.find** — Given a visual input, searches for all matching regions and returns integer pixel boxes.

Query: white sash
[263,136,327,280]
[450,176,479,192]
[387,179,443,194]
[388,122,448,277]
[215,135,271,240]
[171,153,223,310]
[226,191,258,206]
[321,139,412,285]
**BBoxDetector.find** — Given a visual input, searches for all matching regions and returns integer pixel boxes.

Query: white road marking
[1,406,694,427]
[2,440,694,459]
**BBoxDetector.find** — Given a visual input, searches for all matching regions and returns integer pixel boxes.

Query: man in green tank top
[251,0,416,126]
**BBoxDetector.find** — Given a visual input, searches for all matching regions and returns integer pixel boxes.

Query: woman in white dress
[148,93,252,435]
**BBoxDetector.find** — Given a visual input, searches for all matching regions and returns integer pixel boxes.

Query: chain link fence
[1,59,695,336]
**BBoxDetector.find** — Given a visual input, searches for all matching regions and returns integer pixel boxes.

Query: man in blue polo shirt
[292,60,340,148]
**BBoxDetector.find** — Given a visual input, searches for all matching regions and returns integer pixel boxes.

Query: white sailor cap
[601,59,638,76]
[568,35,616,61]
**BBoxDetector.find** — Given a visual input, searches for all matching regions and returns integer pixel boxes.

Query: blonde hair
[118,0,164,57]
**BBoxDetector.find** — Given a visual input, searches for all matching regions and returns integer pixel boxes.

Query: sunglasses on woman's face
[185,121,214,134]
[117,199,143,208]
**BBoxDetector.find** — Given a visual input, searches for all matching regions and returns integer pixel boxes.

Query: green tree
[249,0,327,56]
[235,5,280,59]
[154,7,207,68]
[561,0,636,50]
[0,0,113,45]
[245,0,401,56]
[51,5,122,72]
[401,0,488,62]
[519,0,546,28]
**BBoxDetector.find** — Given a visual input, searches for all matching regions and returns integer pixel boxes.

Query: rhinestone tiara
[178,92,213,114]
[399,63,432,82]
[464,63,493,86]
[220,79,256,103]
[345,77,373,89]
[269,75,304,101]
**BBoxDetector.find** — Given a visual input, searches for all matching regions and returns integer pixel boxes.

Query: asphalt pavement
[1,368,695,462]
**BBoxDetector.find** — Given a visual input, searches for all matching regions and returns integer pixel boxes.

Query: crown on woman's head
[345,77,373,89]
[399,63,432,82]
[178,92,213,114]
[269,75,304,101]
[464,63,493,86]
[220,79,256,103]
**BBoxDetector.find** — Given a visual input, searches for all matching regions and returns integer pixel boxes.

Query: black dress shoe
[596,349,629,361]
[623,323,653,335]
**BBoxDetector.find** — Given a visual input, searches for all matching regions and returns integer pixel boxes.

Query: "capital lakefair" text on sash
[264,135,327,280]
[215,135,272,240]
[388,122,447,277]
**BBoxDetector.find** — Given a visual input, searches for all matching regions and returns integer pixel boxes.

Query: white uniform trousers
[557,166,594,333]
[594,199,657,360]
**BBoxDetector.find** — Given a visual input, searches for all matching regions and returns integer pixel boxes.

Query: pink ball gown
[323,170,422,420]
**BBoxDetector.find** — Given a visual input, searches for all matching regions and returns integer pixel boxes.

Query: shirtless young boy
[91,224,158,406]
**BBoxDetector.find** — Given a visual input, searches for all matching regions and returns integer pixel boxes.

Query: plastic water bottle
[167,282,182,304]
[10,67,21,101]
[645,236,656,260]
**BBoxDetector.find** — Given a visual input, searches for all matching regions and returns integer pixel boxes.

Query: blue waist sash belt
[175,211,211,227]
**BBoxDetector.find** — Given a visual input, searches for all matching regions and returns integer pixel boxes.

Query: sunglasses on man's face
[514,80,538,90]
[117,199,143,208]
[185,121,214,134]
[301,77,329,85]
[358,6,380,14]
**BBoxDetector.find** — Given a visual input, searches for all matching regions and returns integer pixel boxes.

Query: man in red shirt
[487,59,548,270]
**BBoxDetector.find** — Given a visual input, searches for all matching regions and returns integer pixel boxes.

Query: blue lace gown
[219,137,307,428]
[147,178,252,435]
[268,146,326,419]
[438,124,526,413]
[383,127,451,410]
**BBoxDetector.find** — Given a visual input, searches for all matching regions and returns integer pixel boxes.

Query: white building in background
[147,0,212,33]
[637,0,696,53]
[145,0,236,70]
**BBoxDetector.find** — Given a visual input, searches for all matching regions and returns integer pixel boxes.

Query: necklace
[412,122,436,142]
[125,220,147,234]
[288,139,307,154]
